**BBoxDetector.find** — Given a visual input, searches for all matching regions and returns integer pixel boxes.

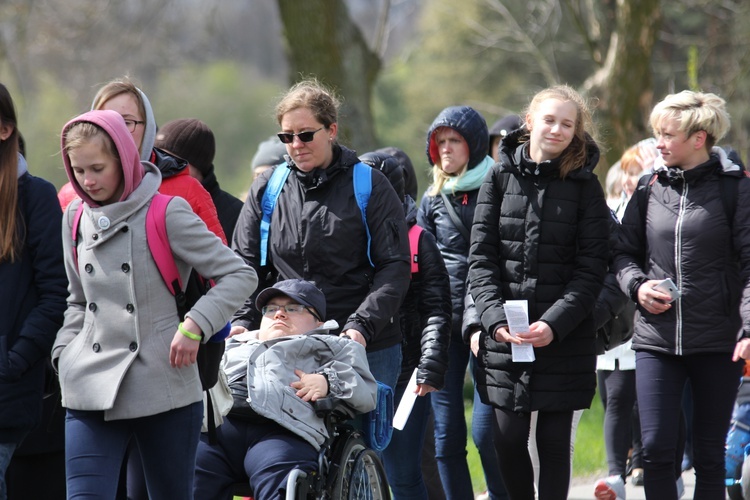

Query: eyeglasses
[262,303,321,320]
[277,128,324,144]
[123,119,145,133]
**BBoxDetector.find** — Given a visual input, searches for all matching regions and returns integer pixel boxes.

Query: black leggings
[492,408,573,500]
[598,368,637,477]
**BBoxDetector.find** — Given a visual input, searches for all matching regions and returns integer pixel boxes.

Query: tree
[276,0,385,152]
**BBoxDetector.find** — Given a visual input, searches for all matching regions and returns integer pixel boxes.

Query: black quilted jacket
[468,130,609,413]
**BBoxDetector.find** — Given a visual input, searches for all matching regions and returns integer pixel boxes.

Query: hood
[375,146,417,200]
[359,151,405,203]
[61,110,145,207]
[426,106,488,171]
[151,147,189,179]
[499,128,600,180]
[91,86,155,162]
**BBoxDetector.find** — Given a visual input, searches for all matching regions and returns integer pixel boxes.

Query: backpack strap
[259,162,374,268]
[259,164,292,267]
[408,224,423,275]
[352,162,374,268]
[145,194,190,318]
[439,192,471,243]
[71,202,85,273]
[636,173,658,229]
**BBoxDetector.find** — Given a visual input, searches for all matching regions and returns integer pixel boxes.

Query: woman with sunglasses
[232,79,410,396]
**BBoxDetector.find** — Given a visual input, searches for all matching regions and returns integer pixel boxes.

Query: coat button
[122,226,129,233]
[121,263,130,273]
[126,304,134,313]
[92,343,100,352]
[129,342,138,352]
[85,263,93,273]
[88,303,97,312]
[92,234,98,240]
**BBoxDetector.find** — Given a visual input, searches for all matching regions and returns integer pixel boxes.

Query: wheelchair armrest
[312,397,357,420]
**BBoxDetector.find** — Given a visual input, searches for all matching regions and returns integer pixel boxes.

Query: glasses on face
[277,127,324,144]
[123,119,145,133]
[262,303,320,320]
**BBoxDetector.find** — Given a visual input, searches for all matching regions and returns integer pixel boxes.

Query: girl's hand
[637,280,673,315]
[733,338,750,362]
[516,321,554,348]
[170,319,201,368]
[494,326,521,344]
[470,330,482,356]
[291,369,328,401]
[415,383,437,397]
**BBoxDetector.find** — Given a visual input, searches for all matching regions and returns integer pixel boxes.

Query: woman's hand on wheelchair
[291,369,329,402]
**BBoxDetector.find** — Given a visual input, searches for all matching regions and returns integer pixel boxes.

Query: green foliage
[13,75,79,189]
[153,62,283,198]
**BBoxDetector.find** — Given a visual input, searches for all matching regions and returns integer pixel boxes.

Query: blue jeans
[430,337,473,499]
[382,384,431,499]
[0,442,17,500]
[366,343,403,395]
[636,350,741,499]
[65,402,203,500]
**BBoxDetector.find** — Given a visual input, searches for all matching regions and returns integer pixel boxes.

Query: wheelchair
[232,397,390,500]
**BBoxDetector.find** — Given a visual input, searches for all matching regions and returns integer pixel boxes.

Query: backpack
[71,195,229,392]
[260,162,374,267]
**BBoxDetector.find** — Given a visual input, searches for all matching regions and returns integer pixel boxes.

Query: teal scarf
[441,155,494,194]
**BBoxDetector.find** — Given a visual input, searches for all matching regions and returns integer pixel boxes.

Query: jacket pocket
[279,390,327,443]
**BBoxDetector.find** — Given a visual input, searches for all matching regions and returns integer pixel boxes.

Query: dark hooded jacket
[360,151,451,389]
[614,149,750,356]
[232,145,410,352]
[0,165,67,445]
[418,106,492,341]
[468,129,609,413]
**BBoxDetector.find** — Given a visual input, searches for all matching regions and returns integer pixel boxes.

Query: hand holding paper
[503,300,535,362]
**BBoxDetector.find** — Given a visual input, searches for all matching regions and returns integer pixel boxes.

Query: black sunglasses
[277,127,324,144]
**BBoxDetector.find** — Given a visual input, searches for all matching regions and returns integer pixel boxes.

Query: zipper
[674,176,687,355]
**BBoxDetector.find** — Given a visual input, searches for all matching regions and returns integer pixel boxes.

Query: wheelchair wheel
[330,436,390,500]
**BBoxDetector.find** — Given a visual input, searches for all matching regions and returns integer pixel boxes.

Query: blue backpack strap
[352,162,374,268]
[260,163,292,267]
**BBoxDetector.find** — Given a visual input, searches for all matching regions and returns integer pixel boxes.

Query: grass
[465,383,607,493]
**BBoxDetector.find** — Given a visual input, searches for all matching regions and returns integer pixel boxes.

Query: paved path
[568,469,704,499]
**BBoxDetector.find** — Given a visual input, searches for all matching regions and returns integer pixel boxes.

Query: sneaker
[594,475,626,500]
[631,468,644,486]
[475,492,489,500]
[676,476,685,499]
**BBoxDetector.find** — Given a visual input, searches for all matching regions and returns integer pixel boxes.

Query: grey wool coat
[53,164,257,420]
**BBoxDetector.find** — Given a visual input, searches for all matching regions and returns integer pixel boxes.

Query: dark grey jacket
[468,130,609,413]
[614,151,750,355]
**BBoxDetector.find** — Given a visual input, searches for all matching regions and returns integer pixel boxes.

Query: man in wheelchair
[193,279,378,500]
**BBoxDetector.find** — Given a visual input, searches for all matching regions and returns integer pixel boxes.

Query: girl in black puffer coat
[468,85,609,500]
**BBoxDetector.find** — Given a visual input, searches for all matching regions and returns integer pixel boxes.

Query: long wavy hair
[521,85,596,178]
[0,84,20,262]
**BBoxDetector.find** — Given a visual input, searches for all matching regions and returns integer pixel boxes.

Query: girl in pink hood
[54,110,256,499]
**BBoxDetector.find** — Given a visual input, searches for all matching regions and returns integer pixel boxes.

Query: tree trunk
[276,0,381,153]
[583,0,661,174]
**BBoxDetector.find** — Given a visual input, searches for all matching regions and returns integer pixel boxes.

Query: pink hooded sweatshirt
[61,110,147,207]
